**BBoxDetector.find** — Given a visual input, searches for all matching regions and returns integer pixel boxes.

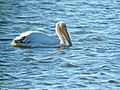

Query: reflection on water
[0,0,120,89]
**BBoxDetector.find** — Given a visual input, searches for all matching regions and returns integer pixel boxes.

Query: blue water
[0,0,120,89]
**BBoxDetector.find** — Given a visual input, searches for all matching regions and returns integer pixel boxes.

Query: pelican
[11,21,72,48]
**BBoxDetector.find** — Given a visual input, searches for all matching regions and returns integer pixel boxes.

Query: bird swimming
[11,21,72,48]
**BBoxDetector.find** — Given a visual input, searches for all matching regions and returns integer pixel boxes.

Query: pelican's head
[56,21,72,46]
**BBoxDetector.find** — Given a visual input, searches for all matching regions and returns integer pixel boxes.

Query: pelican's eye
[62,23,66,28]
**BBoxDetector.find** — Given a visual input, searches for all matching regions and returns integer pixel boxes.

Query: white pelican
[11,21,72,48]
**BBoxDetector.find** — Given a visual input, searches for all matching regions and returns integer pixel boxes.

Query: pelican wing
[12,31,60,47]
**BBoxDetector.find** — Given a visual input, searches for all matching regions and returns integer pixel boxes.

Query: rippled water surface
[0,0,120,89]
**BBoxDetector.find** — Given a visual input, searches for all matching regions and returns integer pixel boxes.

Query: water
[0,0,120,89]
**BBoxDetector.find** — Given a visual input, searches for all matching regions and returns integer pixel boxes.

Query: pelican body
[11,21,72,48]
